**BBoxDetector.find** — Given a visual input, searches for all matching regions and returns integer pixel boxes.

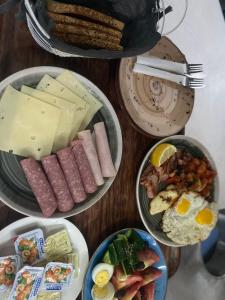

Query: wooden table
[0,7,180,299]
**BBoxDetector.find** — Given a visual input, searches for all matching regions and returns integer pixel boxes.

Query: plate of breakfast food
[136,135,219,247]
[82,228,167,300]
[0,66,122,218]
[0,217,89,300]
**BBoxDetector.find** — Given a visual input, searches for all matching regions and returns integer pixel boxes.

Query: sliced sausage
[20,158,57,217]
[41,154,74,212]
[78,130,104,186]
[57,147,86,203]
[71,140,97,193]
[94,122,116,177]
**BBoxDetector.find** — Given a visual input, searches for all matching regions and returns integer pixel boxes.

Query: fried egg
[92,263,114,287]
[162,192,218,245]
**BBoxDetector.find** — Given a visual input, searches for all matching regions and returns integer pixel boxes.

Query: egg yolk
[195,208,213,225]
[93,284,108,298]
[95,271,110,287]
[176,198,190,215]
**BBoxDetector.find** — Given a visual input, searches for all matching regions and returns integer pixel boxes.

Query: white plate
[0,217,89,299]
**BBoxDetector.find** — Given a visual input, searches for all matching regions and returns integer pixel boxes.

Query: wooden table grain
[0,8,180,299]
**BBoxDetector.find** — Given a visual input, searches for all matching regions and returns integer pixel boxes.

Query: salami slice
[20,158,57,217]
[94,122,116,177]
[71,140,97,193]
[41,155,74,212]
[78,130,104,186]
[57,147,86,203]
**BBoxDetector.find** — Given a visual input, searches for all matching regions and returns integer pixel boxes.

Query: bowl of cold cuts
[0,67,122,218]
[136,135,219,247]
[82,228,168,300]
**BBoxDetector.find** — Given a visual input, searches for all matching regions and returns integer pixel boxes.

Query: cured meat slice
[71,140,97,193]
[41,154,74,212]
[78,130,104,186]
[94,122,116,177]
[57,147,86,203]
[20,158,57,217]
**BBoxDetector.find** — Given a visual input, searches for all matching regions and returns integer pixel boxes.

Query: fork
[137,55,204,75]
[133,63,205,89]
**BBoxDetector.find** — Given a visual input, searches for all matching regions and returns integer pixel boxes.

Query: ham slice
[94,122,116,177]
[78,130,104,186]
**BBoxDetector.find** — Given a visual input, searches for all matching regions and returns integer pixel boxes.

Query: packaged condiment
[8,266,44,300]
[14,229,45,265]
[45,230,72,259]
[0,255,22,292]
[37,291,61,300]
[43,262,74,291]
[35,252,79,277]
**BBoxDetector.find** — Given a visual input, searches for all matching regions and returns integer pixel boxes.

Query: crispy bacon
[140,149,216,201]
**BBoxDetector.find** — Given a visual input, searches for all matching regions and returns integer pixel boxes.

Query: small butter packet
[34,252,79,277]
[37,291,61,300]
[8,266,44,300]
[65,252,79,277]
[14,229,45,265]
[45,230,72,259]
[0,255,22,292]
[43,262,74,291]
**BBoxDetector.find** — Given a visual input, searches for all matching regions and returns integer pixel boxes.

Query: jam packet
[44,230,72,260]
[37,291,61,300]
[43,262,74,291]
[14,229,45,265]
[0,255,22,292]
[8,266,44,300]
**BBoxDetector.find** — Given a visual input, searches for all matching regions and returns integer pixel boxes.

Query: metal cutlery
[133,63,205,89]
[137,55,204,75]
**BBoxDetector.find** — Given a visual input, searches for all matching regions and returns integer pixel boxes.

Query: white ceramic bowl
[0,67,122,218]
[136,135,219,247]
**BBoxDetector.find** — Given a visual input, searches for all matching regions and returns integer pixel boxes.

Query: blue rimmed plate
[82,228,168,300]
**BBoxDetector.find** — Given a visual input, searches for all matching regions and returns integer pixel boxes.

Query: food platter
[136,135,219,247]
[0,66,122,218]
[0,217,89,300]
[82,229,168,300]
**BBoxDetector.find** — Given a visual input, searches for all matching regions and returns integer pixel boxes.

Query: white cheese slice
[37,75,89,139]
[21,85,75,152]
[56,70,103,129]
[0,86,61,160]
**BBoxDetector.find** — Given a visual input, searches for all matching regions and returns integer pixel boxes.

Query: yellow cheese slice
[37,75,89,139]
[57,70,103,129]
[0,86,61,160]
[21,85,75,152]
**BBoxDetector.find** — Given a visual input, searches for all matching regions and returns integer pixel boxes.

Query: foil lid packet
[14,229,45,265]
[37,291,61,300]
[35,252,79,277]
[8,266,44,300]
[0,255,22,293]
[44,230,72,260]
[43,262,74,291]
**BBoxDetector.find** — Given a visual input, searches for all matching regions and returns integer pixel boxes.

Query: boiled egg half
[92,263,114,287]
[91,282,115,300]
